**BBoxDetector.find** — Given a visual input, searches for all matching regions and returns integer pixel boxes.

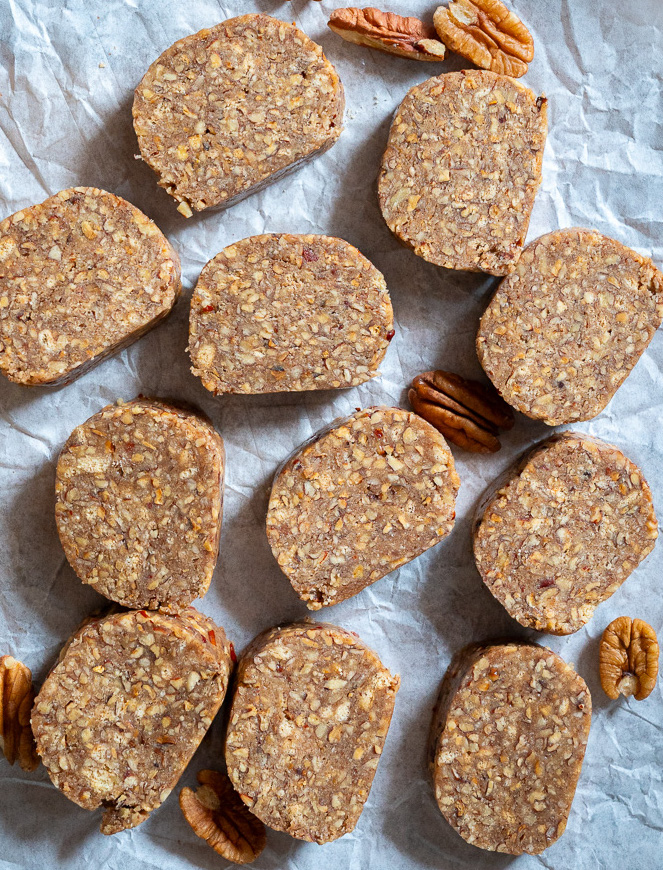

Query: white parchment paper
[1,1,662,867]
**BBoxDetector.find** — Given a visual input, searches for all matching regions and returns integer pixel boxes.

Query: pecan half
[0,655,39,771]
[180,769,266,864]
[433,0,534,77]
[600,617,659,701]
[409,369,514,452]
[328,7,447,61]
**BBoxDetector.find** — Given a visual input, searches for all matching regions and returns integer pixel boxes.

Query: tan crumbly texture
[55,399,225,612]
[430,642,591,855]
[378,70,547,275]
[0,187,181,386]
[188,234,394,394]
[133,14,344,215]
[477,228,663,424]
[473,432,658,635]
[266,407,460,609]
[31,608,232,834]
[225,622,399,843]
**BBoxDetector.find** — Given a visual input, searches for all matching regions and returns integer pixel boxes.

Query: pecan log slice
[409,369,514,452]
[433,0,534,77]
[0,655,39,771]
[329,7,447,61]
[600,617,659,701]
[180,769,266,864]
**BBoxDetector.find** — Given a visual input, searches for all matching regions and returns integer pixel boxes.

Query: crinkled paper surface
[1,1,662,867]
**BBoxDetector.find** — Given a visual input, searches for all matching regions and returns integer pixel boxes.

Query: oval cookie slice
[0,187,181,386]
[55,398,225,612]
[225,622,399,843]
[430,642,591,854]
[267,407,460,609]
[188,234,393,394]
[32,608,232,834]
[378,70,547,275]
[133,14,344,216]
[477,228,663,424]
[473,432,658,634]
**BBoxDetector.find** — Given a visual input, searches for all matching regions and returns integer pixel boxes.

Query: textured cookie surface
[189,234,393,394]
[0,187,180,385]
[267,407,460,608]
[32,608,232,834]
[430,642,591,855]
[473,432,658,634]
[56,399,225,611]
[225,622,399,843]
[133,14,344,215]
[477,228,663,424]
[378,70,546,275]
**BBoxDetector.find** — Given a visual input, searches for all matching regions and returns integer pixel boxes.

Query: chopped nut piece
[430,642,591,854]
[180,769,266,864]
[474,433,658,634]
[0,655,39,771]
[378,71,547,275]
[133,15,344,215]
[100,806,150,835]
[600,617,659,701]
[409,369,514,453]
[328,7,446,61]
[225,622,399,843]
[433,0,534,77]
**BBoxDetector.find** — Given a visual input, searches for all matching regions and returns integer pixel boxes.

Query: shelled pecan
[328,7,447,61]
[180,769,266,864]
[599,617,659,701]
[0,655,39,771]
[409,369,514,452]
[433,0,534,77]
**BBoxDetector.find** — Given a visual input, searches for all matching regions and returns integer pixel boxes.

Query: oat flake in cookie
[378,70,547,275]
[133,14,344,216]
[55,399,225,612]
[267,407,460,609]
[189,233,393,394]
[430,642,591,854]
[473,432,658,635]
[31,608,232,834]
[477,228,663,424]
[0,187,180,386]
[225,622,399,843]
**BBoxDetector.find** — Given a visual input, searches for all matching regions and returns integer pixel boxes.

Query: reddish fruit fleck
[201,304,214,313]
[374,428,383,438]
[229,643,237,663]
[302,247,318,262]
[208,630,216,646]
[386,329,395,341]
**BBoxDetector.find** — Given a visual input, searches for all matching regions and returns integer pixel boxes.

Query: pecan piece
[433,0,534,77]
[409,369,514,453]
[329,7,447,61]
[180,769,266,864]
[0,655,39,771]
[600,617,659,701]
